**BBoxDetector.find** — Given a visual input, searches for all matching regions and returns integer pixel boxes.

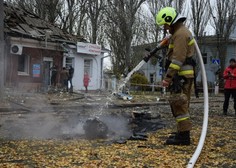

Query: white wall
[140,60,162,83]
[65,49,103,92]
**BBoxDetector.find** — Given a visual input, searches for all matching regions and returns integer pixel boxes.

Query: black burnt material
[83,117,109,139]
[83,107,166,142]
[129,109,166,141]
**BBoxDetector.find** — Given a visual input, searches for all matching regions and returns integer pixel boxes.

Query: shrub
[130,73,149,91]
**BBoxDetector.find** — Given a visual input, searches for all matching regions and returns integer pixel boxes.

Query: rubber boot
[165,131,190,145]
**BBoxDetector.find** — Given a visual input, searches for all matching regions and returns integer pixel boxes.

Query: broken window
[18,54,29,75]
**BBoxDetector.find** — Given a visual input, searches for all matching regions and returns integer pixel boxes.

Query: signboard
[77,42,101,55]
[212,59,220,65]
[32,64,40,77]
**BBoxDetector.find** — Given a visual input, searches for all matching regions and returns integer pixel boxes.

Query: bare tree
[58,0,80,34]
[41,0,62,24]
[6,0,90,37]
[76,0,88,38]
[9,0,62,24]
[190,0,210,39]
[105,0,146,76]
[0,0,4,96]
[174,0,185,13]
[209,0,236,85]
[106,25,127,77]
[86,0,105,44]
[131,10,155,45]
[12,0,35,13]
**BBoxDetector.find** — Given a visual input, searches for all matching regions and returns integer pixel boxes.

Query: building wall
[136,40,236,88]
[196,42,236,86]
[6,43,63,91]
[140,61,162,83]
[131,37,236,91]
[65,49,103,91]
[230,25,236,40]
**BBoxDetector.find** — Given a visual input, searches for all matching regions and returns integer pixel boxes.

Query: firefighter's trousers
[168,78,193,132]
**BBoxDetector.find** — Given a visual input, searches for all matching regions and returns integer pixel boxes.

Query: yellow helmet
[156,7,186,26]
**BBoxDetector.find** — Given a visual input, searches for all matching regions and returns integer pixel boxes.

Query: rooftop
[4,2,85,44]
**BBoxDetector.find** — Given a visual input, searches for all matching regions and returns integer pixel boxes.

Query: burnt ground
[0,90,236,167]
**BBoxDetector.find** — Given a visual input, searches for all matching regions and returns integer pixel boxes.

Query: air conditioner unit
[10,44,23,55]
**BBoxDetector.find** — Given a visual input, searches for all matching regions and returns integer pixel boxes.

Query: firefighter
[156,7,195,145]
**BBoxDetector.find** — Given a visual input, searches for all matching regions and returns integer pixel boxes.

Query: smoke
[0,110,133,140]
[61,122,85,135]
[0,91,132,140]
[98,115,132,139]
[0,113,59,139]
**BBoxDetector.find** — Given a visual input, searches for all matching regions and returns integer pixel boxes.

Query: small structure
[62,42,109,92]
[3,3,84,92]
[3,3,109,92]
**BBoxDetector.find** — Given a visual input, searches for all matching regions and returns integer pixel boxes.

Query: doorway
[42,57,53,90]
[43,61,51,86]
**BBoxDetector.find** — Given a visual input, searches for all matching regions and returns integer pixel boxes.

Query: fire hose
[145,36,209,167]
[187,40,209,168]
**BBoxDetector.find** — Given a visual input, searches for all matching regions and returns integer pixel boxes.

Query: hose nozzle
[143,35,171,62]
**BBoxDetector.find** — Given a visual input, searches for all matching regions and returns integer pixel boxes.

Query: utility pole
[0,0,4,97]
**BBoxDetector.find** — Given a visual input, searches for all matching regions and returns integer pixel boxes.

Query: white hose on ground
[187,40,209,168]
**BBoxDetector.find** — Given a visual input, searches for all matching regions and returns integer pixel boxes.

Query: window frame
[17,54,30,76]
[84,59,93,77]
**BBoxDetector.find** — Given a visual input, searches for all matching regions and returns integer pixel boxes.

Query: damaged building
[3,3,108,92]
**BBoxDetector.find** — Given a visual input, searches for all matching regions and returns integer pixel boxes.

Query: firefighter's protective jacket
[164,23,195,83]
[223,66,236,89]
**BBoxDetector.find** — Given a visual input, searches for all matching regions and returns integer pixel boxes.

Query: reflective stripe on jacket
[164,23,195,83]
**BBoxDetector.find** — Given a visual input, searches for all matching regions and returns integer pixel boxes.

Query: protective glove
[162,80,169,87]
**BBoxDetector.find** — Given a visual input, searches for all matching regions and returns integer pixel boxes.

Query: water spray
[187,40,209,168]
[117,35,171,92]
